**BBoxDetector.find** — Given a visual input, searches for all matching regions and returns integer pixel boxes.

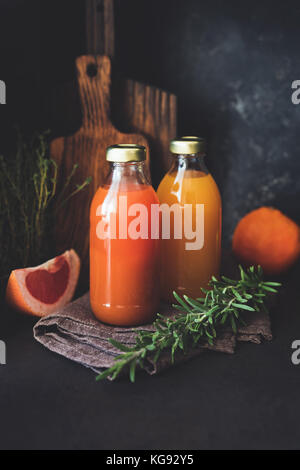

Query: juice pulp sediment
[90,183,160,326]
[157,169,222,301]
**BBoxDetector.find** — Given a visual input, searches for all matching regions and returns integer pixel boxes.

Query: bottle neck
[105,161,150,189]
[169,153,209,175]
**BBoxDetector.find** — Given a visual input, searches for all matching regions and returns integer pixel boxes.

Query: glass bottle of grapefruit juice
[157,137,222,302]
[90,144,160,326]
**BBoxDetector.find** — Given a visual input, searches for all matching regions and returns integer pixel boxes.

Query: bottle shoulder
[157,170,221,204]
[91,182,159,213]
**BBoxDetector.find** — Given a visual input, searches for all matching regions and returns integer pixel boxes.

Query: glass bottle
[157,137,222,302]
[90,144,160,326]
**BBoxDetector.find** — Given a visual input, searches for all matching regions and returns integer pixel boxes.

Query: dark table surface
[1,264,300,450]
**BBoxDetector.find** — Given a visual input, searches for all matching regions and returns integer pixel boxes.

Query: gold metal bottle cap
[170,136,206,155]
[106,144,146,162]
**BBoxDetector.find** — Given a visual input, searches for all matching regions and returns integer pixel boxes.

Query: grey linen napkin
[33,293,272,376]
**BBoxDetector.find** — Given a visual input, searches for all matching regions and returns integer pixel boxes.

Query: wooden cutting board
[50,54,148,279]
[86,0,177,184]
[49,0,177,285]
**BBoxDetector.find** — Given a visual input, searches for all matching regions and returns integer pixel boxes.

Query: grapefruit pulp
[6,249,80,317]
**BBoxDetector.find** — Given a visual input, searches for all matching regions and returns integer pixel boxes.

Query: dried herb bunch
[96,266,280,382]
[0,129,91,283]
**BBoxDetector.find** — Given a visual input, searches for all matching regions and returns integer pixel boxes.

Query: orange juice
[90,145,160,326]
[157,137,222,301]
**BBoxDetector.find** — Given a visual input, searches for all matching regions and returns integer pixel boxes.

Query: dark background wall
[0,0,300,242]
[114,0,300,240]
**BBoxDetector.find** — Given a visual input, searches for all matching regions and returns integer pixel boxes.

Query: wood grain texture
[49,1,177,284]
[86,0,177,185]
[50,55,148,282]
[113,79,177,185]
[86,0,115,57]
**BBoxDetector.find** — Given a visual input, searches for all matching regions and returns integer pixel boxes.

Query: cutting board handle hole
[86,63,98,78]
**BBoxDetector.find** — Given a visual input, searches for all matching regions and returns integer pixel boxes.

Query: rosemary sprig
[0,129,91,285]
[96,266,281,383]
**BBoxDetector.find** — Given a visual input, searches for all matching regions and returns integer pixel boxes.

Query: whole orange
[232,207,300,275]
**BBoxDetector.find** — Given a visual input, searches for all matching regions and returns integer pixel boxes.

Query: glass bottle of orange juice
[90,144,160,326]
[157,137,222,302]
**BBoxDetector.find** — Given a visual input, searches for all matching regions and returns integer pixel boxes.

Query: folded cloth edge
[33,292,272,377]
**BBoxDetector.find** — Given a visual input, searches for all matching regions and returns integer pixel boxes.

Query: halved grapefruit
[6,249,80,317]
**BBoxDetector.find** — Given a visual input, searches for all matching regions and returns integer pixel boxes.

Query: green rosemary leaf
[263,281,282,286]
[233,309,239,318]
[231,303,255,311]
[112,365,123,381]
[220,275,235,283]
[129,360,137,383]
[183,296,205,310]
[172,304,185,312]
[96,368,114,381]
[231,316,237,334]
[244,293,253,299]
[206,330,214,339]
[173,291,191,312]
[171,337,179,363]
[261,285,278,293]
[141,349,147,359]
[95,266,281,383]
[153,347,162,363]
[109,339,133,352]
